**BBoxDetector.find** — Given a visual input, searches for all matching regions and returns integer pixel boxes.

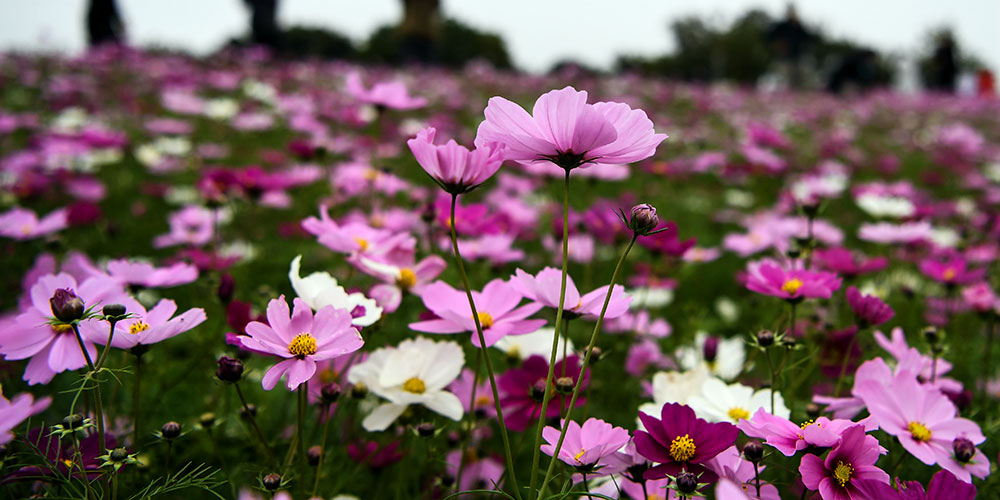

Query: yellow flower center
[800,419,816,429]
[476,311,494,329]
[669,434,697,462]
[21,224,33,235]
[129,322,150,335]
[403,377,426,394]
[475,395,491,407]
[942,268,956,281]
[319,369,339,384]
[833,461,853,487]
[353,237,369,252]
[781,278,804,295]
[647,495,665,500]
[573,448,587,463]
[363,169,379,181]
[52,324,73,334]
[907,421,932,442]
[727,407,750,421]
[397,268,417,289]
[288,333,318,357]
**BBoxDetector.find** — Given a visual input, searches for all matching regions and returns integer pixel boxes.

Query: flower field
[0,46,998,500]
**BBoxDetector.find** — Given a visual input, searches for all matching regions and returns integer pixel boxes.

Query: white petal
[421,391,463,421]
[362,403,407,432]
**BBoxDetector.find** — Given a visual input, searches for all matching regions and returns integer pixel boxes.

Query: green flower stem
[94,319,118,371]
[71,323,106,460]
[234,382,273,461]
[132,354,143,448]
[311,403,333,498]
[765,346,777,414]
[448,193,522,500]
[528,169,572,499]
[537,234,638,498]
[455,348,484,492]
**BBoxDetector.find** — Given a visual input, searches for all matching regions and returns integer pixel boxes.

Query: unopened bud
[307,445,323,466]
[110,447,128,462]
[50,288,85,322]
[217,274,235,304]
[530,380,547,401]
[321,383,342,404]
[161,421,181,439]
[350,383,368,399]
[805,403,821,420]
[416,422,435,437]
[240,404,257,419]
[215,356,244,383]
[628,204,659,235]
[676,472,698,494]
[953,437,975,463]
[199,412,216,429]
[63,414,84,430]
[702,336,719,363]
[742,440,764,463]
[757,329,774,347]
[262,473,282,491]
[103,303,127,318]
[554,376,574,394]
[923,326,942,345]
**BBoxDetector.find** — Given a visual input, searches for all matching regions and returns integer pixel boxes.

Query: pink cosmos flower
[302,205,415,260]
[961,282,999,313]
[0,273,125,385]
[408,127,505,194]
[239,296,364,390]
[445,449,503,492]
[845,286,894,327]
[449,368,496,418]
[0,389,51,445]
[744,261,842,301]
[918,257,985,286]
[83,299,206,350]
[854,371,987,482]
[409,278,545,347]
[153,205,217,248]
[356,254,446,313]
[873,328,961,394]
[344,71,426,110]
[738,409,861,456]
[0,207,67,240]
[858,221,932,244]
[799,424,889,500]
[511,267,631,319]
[475,86,666,171]
[74,258,199,289]
[541,418,630,470]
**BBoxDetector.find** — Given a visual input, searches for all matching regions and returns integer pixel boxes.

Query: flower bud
[786,247,802,259]
[262,473,282,491]
[63,414,84,430]
[321,383,342,404]
[953,437,975,463]
[628,204,659,235]
[922,326,942,345]
[199,412,216,429]
[240,404,258,419]
[702,336,719,363]
[161,421,182,439]
[554,376,575,394]
[530,380,547,401]
[50,288,85,322]
[110,447,128,462]
[676,472,698,494]
[805,403,821,420]
[756,329,775,347]
[350,382,368,399]
[215,356,244,383]
[103,303,127,319]
[416,422,435,437]
[307,446,323,466]
[217,274,235,304]
[742,440,764,463]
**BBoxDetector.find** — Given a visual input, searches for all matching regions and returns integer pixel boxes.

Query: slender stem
[234,382,273,459]
[833,333,860,397]
[71,324,106,461]
[804,215,815,270]
[132,355,143,448]
[581,472,592,500]
[538,234,638,498]
[311,403,333,498]
[765,347,776,414]
[456,349,483,491]
[165,441,172,472]
[448,193,522,500]
[529,169,572,499]
[984,315,996,394]
[71,323,96,371]
[94,320,118,371]
[753,462,761,497]
[641,481,649,500]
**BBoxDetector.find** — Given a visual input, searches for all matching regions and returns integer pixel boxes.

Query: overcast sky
[1,0,997,75]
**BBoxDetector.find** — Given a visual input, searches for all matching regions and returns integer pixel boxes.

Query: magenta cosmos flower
[511,267,631,319]
[83,298,206,350]
[813,247,888,277]
[409,278,545,347]
[302,205,415,259]
[745,261,842,301]
[799,424,889,500]
[408,127,505,194]
[541,417,630,471]
[634,402,738,482]
[498,354,588,432]
[153,205,217,248]
[854,371,987,482]
[344,71,426,110]
[738,409,850,457]
[855,469,975,500]
[475,86,667,171]
[845,286,894,327]
[239,295,364,390]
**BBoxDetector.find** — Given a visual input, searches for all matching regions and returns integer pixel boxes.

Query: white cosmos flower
[348,337,464,431]
[856,193,915,218]
[636,365,710,429]
[289,255,382,327]
[493,327,573,361]
[676,332,745,380]
[687,377,789,423]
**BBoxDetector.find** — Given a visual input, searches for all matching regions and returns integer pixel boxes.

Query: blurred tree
[399,0,441,63]
[86,0,125,47]
[363,18,511,69]
[243,0,282,49]
[281,27,355,60]
[917,27,985,93]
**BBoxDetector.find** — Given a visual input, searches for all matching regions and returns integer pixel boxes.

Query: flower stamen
[833,461,853,487]
[288,333,318,357]
[907,421,932,442]
[669,434,696,462]
[781,278,804,295]
[403,377,426,394]
[129,321,150,335]
[475,311,494,329]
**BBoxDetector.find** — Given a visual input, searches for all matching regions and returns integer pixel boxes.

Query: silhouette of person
[927,33,958,93]
[86,0,125,47]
